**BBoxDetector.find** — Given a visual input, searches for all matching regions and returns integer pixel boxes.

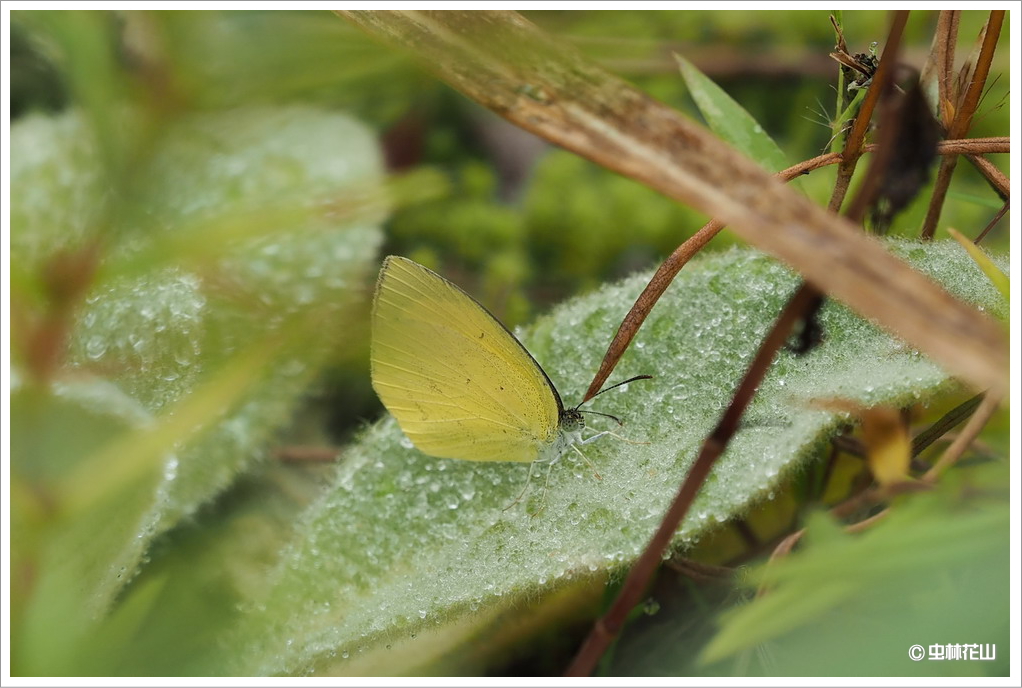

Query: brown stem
[779,137,1007,179]
[974,202,1009,244]
[571,14,957,674]
[830,479,933,521]
[844,508,890,534]
[920,11,1005,238]
[584,133,1008,401]
[830,11,909,214]
[842,72,907,226]
[565,283,822,676]
[934,11,961,127]
[583,218,723,401]
[966,153,1010,199]
[755,528,807,597]
[949,12,1005,140]
[664,557,735,583]
[920,158,960,240]
[938,137,1009,153]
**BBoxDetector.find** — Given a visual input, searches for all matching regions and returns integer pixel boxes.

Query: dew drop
[85,336,107,360]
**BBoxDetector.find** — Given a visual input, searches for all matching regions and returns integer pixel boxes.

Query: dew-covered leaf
[946,227,1010,304]
[230,239,1006,675]
[9,105,384,652]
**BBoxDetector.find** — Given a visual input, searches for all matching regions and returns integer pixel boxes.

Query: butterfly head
[559,408,585,433]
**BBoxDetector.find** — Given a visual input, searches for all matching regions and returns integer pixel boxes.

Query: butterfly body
[371,256,574,463]
[371,256,647,466]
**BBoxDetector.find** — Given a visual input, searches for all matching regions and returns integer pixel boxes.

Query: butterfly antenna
[579,409,623,426]
[574,374,653,411]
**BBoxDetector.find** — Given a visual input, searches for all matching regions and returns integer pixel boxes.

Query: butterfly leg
[570,443,602,481]
[601,430,650,446]
[503,459,539,512]
[577,430,608,446]
[529,461,556,519]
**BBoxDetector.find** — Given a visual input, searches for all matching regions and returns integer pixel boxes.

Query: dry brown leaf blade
[338,10,1007,393]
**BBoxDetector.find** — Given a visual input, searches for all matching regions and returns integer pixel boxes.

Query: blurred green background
[8,9,1010,677]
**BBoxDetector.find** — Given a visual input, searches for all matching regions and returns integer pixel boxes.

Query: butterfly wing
[371,256,563,463]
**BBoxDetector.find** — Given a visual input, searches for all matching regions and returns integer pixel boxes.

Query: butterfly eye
[561,410,585,432]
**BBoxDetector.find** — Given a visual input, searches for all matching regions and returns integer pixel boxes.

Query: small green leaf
[675,53,794,181]
[830,87,866,154]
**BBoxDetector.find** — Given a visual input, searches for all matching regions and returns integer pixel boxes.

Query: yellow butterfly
[370,256,648,466]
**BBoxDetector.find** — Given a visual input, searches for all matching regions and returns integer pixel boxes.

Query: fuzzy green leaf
[231,239,1006,675]
[946,227,1009,304]
[10,106,384,674]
